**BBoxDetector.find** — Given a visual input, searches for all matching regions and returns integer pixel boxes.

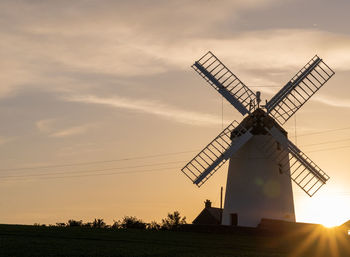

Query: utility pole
[220,186,223,210]
[220,186,223,224]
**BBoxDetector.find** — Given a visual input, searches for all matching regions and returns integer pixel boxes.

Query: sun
[322,219,341,228]
[319,210,347,228]
[316,196,348,227]
[296,191,349,228]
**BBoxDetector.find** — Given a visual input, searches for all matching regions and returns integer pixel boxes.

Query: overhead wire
[0,166,180,182]
[0,161,184,179]
[302,138,350,147]
[3,138,350,181]
[308,145,350,153]
[0,150,198,172]
[2,134,350,177]
[2,143,350,181]
[1,121,350,181]
[249,86,281,88]
[290,126,350,138]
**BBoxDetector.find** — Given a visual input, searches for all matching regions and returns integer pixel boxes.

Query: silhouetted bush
[147,221,161,230]
[52,211,186,230]
[33,223,46,227]
[161,211,186,230]
[92,218,106,228]
[112,220,121,229]
[121,216,146,229]
[82,222,93,228]
[67,219,83,227]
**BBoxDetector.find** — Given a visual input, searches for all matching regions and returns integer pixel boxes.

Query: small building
[192,200,223,225]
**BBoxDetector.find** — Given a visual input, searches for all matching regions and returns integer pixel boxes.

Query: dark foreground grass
[0,224,349,257]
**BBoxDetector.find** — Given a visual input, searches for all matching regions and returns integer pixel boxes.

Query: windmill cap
[232,108,287,137]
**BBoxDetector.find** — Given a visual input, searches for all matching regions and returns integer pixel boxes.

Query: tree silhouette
[92,218,106,228]
[147,221,161,230]
[121,216,146,229]
[83,222,93,228]
[112,219,121,229]
[67,219,83,227]
[161,211,186,230]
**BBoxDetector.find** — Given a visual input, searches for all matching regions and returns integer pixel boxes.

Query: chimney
[205,199,212,208]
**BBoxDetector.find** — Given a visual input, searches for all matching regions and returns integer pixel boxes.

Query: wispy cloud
[251,89,350,109]
[0,136,14,145]
[64,91,350,128]
[313,95,350,108]
[36,118,93,138]
[2,0,350,100]
[65,94,225,127]
[36,119,56,133]
[50,124,91,138]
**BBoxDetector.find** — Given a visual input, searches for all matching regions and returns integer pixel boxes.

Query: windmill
[181,51,335,227]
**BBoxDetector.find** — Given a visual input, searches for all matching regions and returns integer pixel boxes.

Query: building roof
[206,207,222,221]
[192,200,223,225]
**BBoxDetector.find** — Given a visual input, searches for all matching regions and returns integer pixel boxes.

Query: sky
[1,0,350,227]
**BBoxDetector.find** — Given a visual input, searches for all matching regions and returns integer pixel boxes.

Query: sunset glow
[0,0,350,231]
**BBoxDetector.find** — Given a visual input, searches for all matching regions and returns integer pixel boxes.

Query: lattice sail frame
[261,126,330,196]
[182,51,333,194]
[266,55,335,125]
[181,121,252,187]
[192,51,256,116]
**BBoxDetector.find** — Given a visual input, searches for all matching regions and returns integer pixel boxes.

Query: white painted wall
[222,135,295,227]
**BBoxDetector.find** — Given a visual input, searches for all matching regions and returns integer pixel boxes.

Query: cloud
[1,0,350,104]
[0,136,14,145]
[0,0,275,36]
[65,94,226,127]
[0,0,293,99]
[49,124,91,138]
[36,119,56,133]
[247,82,350,110]
[148,29,350,73]
[36,118,93,137]
[313,95,350,109]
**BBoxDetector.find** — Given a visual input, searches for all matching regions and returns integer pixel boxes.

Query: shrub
[67,219,83,227]
[83,222,93,228]
[147,221,161,230]
[112,220,121,229]
[92,218,106,228]
[161,211,186,230]
[121,216,146,229]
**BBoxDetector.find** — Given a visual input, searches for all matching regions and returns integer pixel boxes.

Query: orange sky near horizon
[1,0,350,228]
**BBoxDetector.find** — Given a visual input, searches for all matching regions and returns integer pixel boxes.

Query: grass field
[0,224,349,257]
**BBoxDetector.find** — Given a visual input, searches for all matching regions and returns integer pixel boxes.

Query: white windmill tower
[181,51,335,227]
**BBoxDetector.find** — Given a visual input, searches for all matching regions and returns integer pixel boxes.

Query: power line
[2,125,350,174]
[302,138,350,147]
[0,150,197,172]
[2,143,350,181]
[0,166,179,182]
[308,145,350,153]
[0,161,184,179]
[291,126,350,138]
[249,86,281,88]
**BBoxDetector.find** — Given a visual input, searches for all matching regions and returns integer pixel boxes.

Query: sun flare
[296,190,350,228]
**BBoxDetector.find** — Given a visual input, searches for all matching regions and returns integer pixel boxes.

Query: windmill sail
[181,121,252,187]
[266,55,335,125]
[192,51,256,116]
[266,126,330,196]
[180,51,336,227]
